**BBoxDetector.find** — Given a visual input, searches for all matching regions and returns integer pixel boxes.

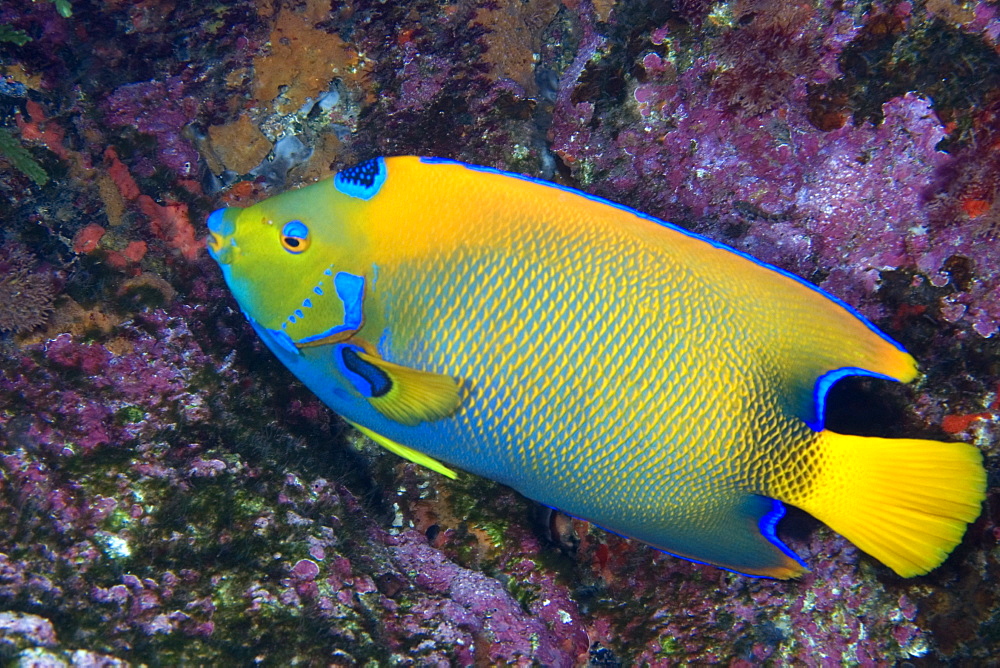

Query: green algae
[114,405,145,425]
[0,127,49,186]
[52,0,72,18]
[0,25,31,46]
[506,576,541,613]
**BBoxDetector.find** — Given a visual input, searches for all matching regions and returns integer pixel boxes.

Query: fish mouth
[207,208,236,264]
[207,231,225,253]
[206,231,232,264]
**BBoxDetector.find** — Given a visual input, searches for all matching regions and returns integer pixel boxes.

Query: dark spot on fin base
[341,346,392,397]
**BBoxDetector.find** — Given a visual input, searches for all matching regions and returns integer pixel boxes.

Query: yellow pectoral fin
[341,346,464,426]
[347,420,458,480]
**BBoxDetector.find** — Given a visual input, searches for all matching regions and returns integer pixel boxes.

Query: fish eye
[280,220,310,254]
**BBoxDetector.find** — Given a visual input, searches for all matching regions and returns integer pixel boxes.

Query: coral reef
[0,0,998,664]
[0,244,55,334]
[101,78,201,179]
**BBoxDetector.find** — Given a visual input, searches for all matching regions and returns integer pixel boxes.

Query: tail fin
[793,431,986,577]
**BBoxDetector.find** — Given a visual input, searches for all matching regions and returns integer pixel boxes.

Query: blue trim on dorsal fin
[808,367,897,431]
[417,156,908,358]
[335,157,387,200]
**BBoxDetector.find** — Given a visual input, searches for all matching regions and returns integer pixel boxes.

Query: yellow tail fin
[794,431,986,577]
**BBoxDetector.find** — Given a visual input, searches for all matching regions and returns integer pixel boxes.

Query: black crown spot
[339,159,381,188]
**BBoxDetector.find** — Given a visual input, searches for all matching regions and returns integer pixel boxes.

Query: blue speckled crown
[334,157,387,200]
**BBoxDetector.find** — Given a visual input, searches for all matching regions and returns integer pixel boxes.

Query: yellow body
[208,156,985,578]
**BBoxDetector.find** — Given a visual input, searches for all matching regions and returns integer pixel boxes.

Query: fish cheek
[280,270,367,348]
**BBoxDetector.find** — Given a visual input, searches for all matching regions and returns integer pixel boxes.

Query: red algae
[135,196,201,261]
[14,100,70,163]
[72,224,106,254]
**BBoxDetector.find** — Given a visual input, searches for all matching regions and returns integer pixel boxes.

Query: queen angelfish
[207,156,985,578]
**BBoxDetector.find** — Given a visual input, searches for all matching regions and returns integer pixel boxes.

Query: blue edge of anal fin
[543,498,808,579]
[758,498,810,576]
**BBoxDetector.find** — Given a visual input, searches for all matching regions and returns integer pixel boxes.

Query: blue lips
[207,208,237,264]
[208,208,235,236]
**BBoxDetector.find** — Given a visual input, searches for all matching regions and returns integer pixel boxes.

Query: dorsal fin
[713,256,919,430]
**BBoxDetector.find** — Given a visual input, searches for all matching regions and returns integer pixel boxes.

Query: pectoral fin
[347,420,458,479]
[335,344,464,426]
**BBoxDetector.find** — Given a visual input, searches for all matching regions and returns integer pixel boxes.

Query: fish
[207,155,985,578]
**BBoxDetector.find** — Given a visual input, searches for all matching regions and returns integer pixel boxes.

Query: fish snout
[207,208,236,264]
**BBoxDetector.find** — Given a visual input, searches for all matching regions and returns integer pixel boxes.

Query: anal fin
[638,494,808,579]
